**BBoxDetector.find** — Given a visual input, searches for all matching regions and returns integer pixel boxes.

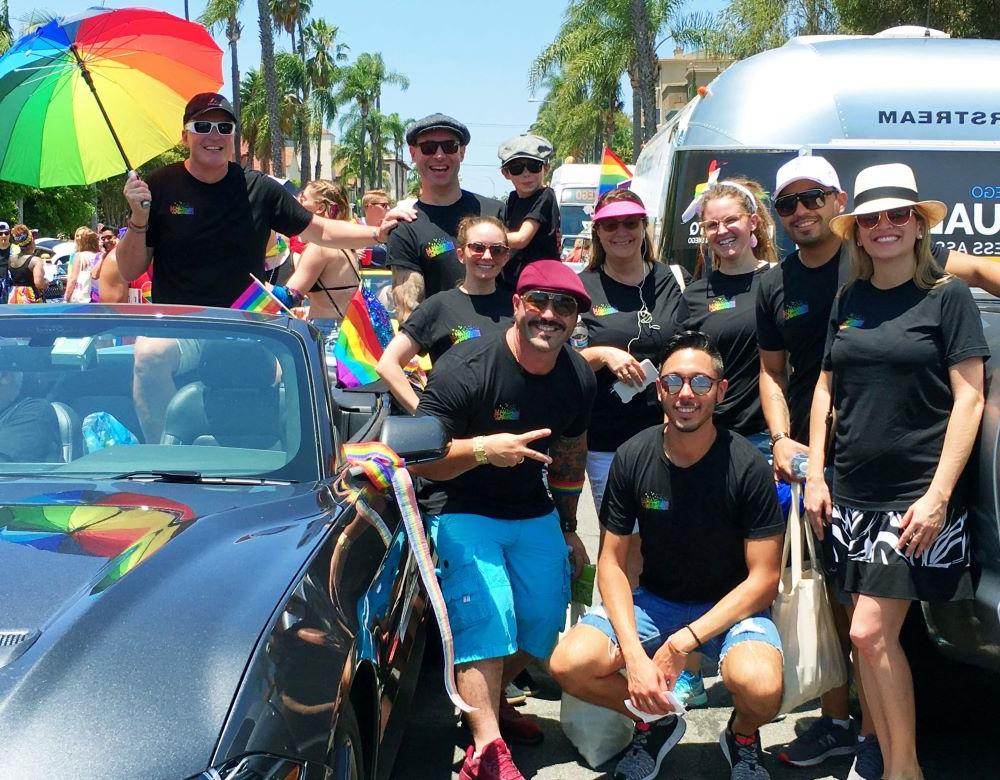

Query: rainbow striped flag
[231,275,287,315]
[597,146,632,197]
[334,286,394,387]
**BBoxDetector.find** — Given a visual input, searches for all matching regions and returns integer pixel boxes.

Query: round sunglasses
[464,241,510,259]
[658,373,720,395]
[855,207,914,231]
[521,289,579,317]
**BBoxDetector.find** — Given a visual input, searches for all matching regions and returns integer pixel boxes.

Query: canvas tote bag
[773,482,847,714]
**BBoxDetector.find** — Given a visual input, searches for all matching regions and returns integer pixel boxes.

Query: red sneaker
[458,738,525,780]
[498,699,544,746]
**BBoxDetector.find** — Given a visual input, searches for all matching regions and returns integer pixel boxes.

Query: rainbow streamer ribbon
[598,146,633,197]
[340,442,474,713]
[231,275,286,315]
[333,286,394,388]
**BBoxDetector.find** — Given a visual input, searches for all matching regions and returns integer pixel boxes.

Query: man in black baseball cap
[388,113,505,321]
[117,91,413,443]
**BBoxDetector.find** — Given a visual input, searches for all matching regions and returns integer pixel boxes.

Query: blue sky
[9,0,723,196]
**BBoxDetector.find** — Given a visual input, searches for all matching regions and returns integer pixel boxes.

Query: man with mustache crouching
[409,260,596,780]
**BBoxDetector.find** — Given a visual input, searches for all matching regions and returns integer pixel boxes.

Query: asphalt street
[392,483,993,779]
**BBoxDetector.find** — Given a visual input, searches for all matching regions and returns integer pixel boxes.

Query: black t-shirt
[386,191,505,298]
[0,245,10,278]
[417,332,596,519]
[756,244,947,438]
[501,186,560,288]
[145,162,313,307]
[677,268,767,436]
[399,287,513,362]
[578,264,685,452]
[0,397,60,463]
[602,425,784,603]
[823,277,988,510]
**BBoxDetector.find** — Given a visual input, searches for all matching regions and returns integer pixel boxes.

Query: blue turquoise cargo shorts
[580,587,782,669]
[428,510,571,665]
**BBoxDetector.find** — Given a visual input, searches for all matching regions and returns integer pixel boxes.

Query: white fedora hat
[830,163,947,240]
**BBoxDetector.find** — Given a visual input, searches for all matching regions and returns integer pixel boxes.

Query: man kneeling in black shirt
[551,331,785,780]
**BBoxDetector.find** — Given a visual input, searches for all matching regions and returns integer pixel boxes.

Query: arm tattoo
[547,432,588,531]
[392,268,425,322]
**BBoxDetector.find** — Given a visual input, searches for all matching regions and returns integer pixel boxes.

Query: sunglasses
[505,159,544,176]
[185,120,236,135]
[11,232,31,245]
[595,217,643,232]
[0,231,8,236]
[368,202,390,208]
[855,207,915,230]
[774,188,837,217]
[521,289,579,317]
[658,372,720,395]
[465,241,510,259]
[700,214,746,234]
[417,139,460,155]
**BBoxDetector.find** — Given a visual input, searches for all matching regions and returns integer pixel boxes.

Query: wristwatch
[472,436,489,465]
[769,432,789,452]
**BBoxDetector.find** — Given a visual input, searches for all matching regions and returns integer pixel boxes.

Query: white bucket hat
[830,163,946,240]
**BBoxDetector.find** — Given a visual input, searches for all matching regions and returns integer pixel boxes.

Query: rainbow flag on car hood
[597,147,632,197]
[334,286,394,388]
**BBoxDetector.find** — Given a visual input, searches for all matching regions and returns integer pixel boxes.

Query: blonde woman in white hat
[804,163,988,780]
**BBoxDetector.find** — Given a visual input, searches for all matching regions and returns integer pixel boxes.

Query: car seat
[160,340,283,449]
[50,401,82,462]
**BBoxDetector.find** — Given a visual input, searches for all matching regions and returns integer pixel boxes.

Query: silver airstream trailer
[641,28,1000,271]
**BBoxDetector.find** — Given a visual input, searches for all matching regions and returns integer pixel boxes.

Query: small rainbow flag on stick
[597,146,632,197]
[334,286,394,387]
[231,274,289,315]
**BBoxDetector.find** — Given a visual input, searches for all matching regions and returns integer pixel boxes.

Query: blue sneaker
[673,670,708,708]
[847,734,884,780]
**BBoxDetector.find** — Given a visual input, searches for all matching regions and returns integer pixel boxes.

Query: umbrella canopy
[0,7,223,187]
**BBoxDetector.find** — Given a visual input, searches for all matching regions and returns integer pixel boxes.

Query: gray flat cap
[498,133,554,165]
[405,113,471,146]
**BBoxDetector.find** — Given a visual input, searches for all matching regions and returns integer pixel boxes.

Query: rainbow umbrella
[0,7,223,187]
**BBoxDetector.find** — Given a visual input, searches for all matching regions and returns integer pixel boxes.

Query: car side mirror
[379,415,448,464]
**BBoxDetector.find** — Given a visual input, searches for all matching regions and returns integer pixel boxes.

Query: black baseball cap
[405,113,471,146]
[184,93,237,123]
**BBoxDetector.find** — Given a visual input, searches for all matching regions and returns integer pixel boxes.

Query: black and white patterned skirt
[828,504,973,602]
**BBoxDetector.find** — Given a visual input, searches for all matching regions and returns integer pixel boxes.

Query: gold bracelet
[472,436,489,465]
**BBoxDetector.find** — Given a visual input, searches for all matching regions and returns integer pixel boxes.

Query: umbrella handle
[128,171,151,210]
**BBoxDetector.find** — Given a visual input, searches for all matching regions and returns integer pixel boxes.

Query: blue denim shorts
[428,510,571,664]
[580,587,782,668]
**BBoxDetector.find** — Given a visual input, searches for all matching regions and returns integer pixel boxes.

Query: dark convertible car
[0,304,444,779]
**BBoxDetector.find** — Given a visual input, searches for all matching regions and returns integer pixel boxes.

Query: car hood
[0,479,343,779]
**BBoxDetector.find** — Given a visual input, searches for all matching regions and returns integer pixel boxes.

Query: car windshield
[0,314,320,483]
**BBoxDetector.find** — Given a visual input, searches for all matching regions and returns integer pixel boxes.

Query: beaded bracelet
[684,624,702,648]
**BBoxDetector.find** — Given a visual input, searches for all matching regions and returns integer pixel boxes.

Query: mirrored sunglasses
[465,241,510,259]
[855,207,914,230]
[658,373,719,395]
[595,217,643,232]
[521,289,579,317]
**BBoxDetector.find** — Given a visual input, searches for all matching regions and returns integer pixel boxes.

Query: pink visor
[592,199,647,222]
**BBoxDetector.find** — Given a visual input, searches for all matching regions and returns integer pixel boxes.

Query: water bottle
[570,318,589,349]
[790,452,809,481]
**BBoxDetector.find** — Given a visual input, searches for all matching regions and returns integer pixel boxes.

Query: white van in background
[634,27,1000,272]
[550,162,634,259]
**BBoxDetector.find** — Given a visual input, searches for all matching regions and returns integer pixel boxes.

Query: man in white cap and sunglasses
[756,156,1000,778]
[410,260,595,780]
[389,113,505,321]
[118,92,409,444]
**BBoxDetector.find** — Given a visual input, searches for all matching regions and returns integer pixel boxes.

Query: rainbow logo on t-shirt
[783,301,809,320]
[641,492,670,510]
[169,202,194,215]
[424,239,456,258]
[839,315,865,330]
[591,304,619,316]
[450,325,481,344]
[708,296,736,313]
[493,404,520,421]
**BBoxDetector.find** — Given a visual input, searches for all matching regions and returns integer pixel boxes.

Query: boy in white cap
[498,133,560,287]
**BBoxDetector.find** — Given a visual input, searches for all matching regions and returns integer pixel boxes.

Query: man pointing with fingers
[411,260,597,780]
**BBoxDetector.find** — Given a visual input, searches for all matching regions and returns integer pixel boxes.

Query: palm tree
[199,0,243,166]
[239,53,303,173]
[302,19,348,184]
[269,0,310,53]
[257,0,284,175]
[334,52,409,194]
[270,0,313,180]
[531,0,675,162]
